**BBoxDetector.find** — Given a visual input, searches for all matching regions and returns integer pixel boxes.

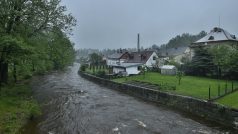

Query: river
[21,63,234,134]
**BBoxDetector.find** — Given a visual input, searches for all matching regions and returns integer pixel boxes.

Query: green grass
[216,91,238,109]
[0,82,41,134]
[113,72,238,100]
[85,68,109,74]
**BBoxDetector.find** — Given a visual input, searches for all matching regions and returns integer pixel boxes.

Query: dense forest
[0,0,76,83]
[159,31,207,49]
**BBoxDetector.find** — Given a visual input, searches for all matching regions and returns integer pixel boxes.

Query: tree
[208,45,230,78]
[176,71,183,85]
[0,0,76,83]
[186,47,214,76]
[89,53,103,71]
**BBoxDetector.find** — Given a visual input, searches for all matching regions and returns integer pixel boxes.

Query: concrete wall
[79,72,238,129]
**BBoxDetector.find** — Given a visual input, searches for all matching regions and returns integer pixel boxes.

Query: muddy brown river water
[21,63,236,134]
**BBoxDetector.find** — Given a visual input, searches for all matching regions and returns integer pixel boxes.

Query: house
[190,27,238,58]
[106,52,129,66]
[125,51,158,68]
[160,65,177,75]
[109,50,158,75]
[112,63,143,76]
[158,46,190,64]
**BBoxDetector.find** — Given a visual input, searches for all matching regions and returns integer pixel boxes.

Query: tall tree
[0,0,76,83]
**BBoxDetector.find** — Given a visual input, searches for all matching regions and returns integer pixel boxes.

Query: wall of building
[112,67,125,74]
[126,66,140,75]
[79,72,238,129]
[145,52,157,67]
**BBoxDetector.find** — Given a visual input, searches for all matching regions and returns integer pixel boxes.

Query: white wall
[126,66,140,75]
[107,59,119,66]
[145,52,158,67]
[113,67,125,74]
[107,59,126,66]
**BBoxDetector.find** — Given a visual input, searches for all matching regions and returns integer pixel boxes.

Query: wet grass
[0,82,41,134]
[113,72,238,100]
[85,68,109,74]
[216,91,238,109]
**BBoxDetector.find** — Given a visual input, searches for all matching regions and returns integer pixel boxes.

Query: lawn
[0,83,41,134]
[85,67,109,74]
[113,72,238,100]
[216,91,238,109]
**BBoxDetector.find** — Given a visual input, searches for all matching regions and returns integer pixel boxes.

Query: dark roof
[192,27,238,45]
[159,46,188,57]
[125,51,155,64]
[107,53,125,59]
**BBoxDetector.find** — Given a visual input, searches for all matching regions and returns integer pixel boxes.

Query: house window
[153,56,156,60]
[208,36,214,40]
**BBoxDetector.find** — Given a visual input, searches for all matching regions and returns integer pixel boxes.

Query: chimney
[137,33,140,52]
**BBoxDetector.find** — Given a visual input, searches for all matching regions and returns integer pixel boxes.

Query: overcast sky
[61,0,238,50]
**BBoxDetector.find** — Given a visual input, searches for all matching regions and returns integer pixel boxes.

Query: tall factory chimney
[137,33,140,52]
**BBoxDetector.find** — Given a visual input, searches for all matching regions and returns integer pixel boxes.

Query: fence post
[218,84,220,96]
[225,82,227,94]
[232,81,234,92]
[208,85,211,100]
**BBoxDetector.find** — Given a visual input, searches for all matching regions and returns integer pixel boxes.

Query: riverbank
[0,81,41,134]
[79,71,238,130]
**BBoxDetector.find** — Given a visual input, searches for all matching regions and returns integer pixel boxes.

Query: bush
[96,70,106,78]
[80,64,87,72]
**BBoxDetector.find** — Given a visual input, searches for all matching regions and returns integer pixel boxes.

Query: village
[80,27,238,108]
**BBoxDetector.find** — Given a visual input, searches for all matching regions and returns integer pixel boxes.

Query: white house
[109,50,158,75]
[106,52,129,66]
[125,51,158,68]
[112,63,143,76]
[160,65,177,75]
[190,27,238,59]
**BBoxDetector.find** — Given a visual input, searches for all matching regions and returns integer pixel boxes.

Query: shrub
[80,64,87,72]
[96,70,106,78]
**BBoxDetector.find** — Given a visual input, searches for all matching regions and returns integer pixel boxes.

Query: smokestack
[137,33,140,52]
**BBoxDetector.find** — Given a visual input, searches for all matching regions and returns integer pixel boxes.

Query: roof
[112,63,143,68]
[159,46,188,57]
[160,65,176,69]
[107,53,125,59]
[192,27,238,45]
[125,51,155,64]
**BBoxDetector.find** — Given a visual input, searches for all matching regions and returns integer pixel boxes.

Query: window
[208,36,214,40]
[153,56,156,60]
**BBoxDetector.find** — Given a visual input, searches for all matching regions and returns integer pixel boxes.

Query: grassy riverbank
[113,72,238,101]
[0,82,41,134]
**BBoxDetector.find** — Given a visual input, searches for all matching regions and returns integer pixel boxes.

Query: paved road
[22,63,232,134]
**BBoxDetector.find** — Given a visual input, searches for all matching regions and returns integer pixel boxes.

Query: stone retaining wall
[79,72,238,129]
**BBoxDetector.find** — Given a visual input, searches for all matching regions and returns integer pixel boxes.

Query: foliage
[89,53,103,66]
[96,70,106,78]
[0,0,76,83]
[184,45,238,80]
[80,64,87,72]
[176,71,184,85]
[184,47,214,76]
[159,31,207,49]
[0,83,41,134]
